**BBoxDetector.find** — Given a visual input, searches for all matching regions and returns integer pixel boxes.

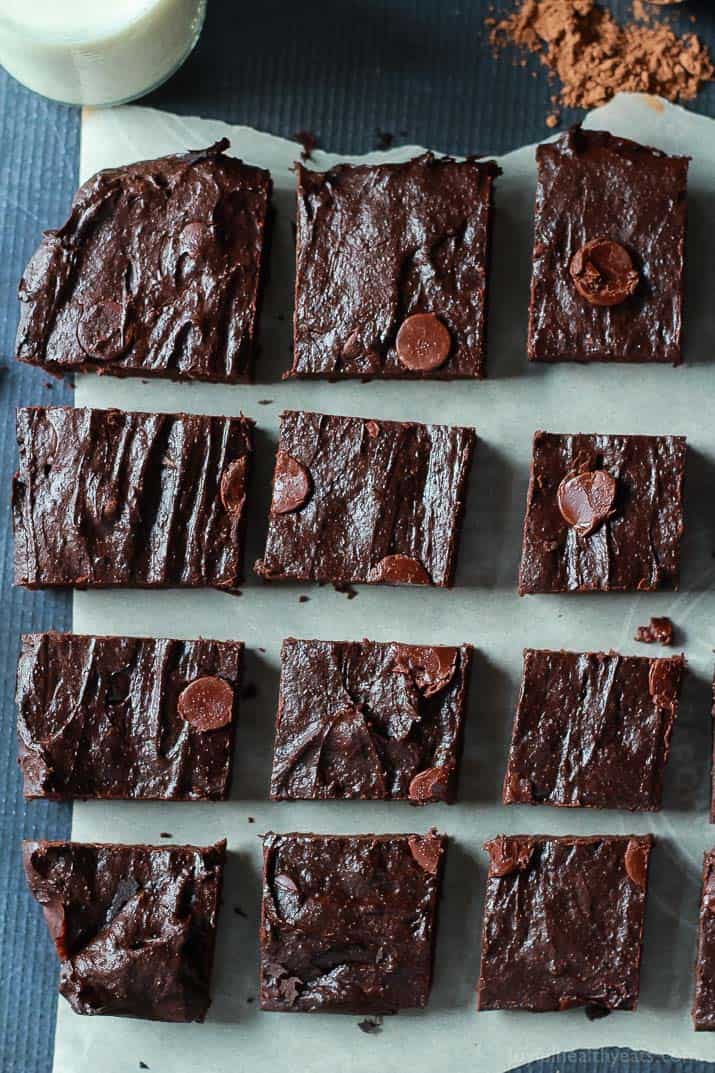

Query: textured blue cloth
[2,1,715,1071]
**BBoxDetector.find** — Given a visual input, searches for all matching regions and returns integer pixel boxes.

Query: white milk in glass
[0,0,206,106]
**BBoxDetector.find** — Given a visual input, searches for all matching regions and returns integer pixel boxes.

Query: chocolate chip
[624,839,649,889]
[368,554,431,586]
[220,457,248,515]
[393,644,458,696]
[177,676,234,731]
[270,451,312,515]
[569,237,639,307]
[408,833,443,875]
[648,658,680,712]
[557,468,616,536]
[635,616,674,645]
[77,300,127,360]
[486,836,534,878]
[395,313,451,371]
[408,766,451,803]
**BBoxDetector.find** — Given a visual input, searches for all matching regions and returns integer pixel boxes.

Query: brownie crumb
[298,595,310,603]
[241,682,258,700]
[585,1003,611,1021]
[139,1063,150,1070]
[246,996,255,1004]
[248,816,255,823]
[358,1015,384,1034]
[233,905,248,918]
[635,616,674,645]
[258,399,273,405]
[294,130,319,161]
[375,129,395,151]
[159,832,172,839]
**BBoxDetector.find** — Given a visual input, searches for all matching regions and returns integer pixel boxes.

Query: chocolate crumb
[488,0,714,118]
[233,905,248,918]
[585,1003,611,1021]
[299,594,310,603]
[358,1015,384,1034]
[248,816,255,823]
[294,130,319,161]
[246,996,255,1004]
[139,1063,150,1070]
[258,399,273,405]
[635,616,674,645]
[159,832,172,838]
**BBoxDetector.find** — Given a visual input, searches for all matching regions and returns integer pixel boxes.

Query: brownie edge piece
[503,649,684,811]
[260,832,446,1013]
[255,411,475,588]
[518,431,686,594]
[528,128,689,365]
[23,839,226,1022]
[477,834,653,1012]
[290,154,499,379]
[17,632,243,800]
[693,850,715,1029]
[14,407,253,589]
[271,638,472,801]
[17,140,272,383]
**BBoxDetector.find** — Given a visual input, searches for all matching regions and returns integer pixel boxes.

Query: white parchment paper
[51,93,715,1072]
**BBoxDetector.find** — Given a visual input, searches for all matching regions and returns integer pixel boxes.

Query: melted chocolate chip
[408,766,451,803]
[77,300,127,360]
[569,238,639,307]
[220,457,248,515]
[393,644,458,696]
[407,833,443,875]
[486,836,534,877]
[177,676,234,731]
[557,468,617,536]
[395,313,451,371]
[624,839,649,889]
[369,554,431,585]
[270,452,312,515]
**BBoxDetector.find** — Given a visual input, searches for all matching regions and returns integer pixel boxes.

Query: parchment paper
[52,93,715,1072]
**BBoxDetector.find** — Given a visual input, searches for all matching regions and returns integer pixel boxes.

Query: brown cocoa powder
[487,1,714,125]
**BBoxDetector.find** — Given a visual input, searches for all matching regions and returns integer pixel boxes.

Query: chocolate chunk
[408,766,451,803]
[395,313,451,371]
[570,238,639,307]
[485,835,534,877]
[270,452,312,515]
[177,676,234,731]
[635,616,674,645]
[624,839,649,889]
[369,554,431,585]
[556,468,616,536]
[407,833,444,875]
[393,644,458,696]
[220,457,248,515]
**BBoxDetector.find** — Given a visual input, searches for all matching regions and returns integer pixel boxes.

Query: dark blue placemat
[2,2,715,1071]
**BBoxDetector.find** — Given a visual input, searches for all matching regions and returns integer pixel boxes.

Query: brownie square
[260,831,445,1013]
[518,431,686,594]
[255,411,475,587]
[17,632,243,801]
[528,128,689,365]
[13,406,253,589]
[271,638,472,801]
[477,834,652,1012]
[693,850,715,1029]
[16,139,272,383]
[503,649,684,811]
[288,153,499,379]
[23,839,226,1022]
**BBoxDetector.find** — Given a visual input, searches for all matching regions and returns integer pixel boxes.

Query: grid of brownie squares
[477,835,653,1012]
[519,431,686,594]
[528,129,689,365]
[289,154,499,380]
[255,410,476,588]
[503,649,684,812]
[260,831,446,1013]
[271,638,472,802]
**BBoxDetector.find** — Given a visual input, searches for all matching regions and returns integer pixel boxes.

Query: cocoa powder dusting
[487,1,713,124]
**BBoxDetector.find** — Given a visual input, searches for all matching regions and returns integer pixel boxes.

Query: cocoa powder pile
[487,0,714,126]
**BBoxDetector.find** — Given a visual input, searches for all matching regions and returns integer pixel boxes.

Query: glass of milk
[0,0,207,106]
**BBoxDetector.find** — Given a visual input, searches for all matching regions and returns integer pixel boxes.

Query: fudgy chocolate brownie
[271,638,472,801]
[503,649,684,811]
[288,153,499,379]
[255,411,475,587]
[17,632,243,800]
[260,831,446,1013]
[16,140,272,382]
[518,431,686,594]
[693,849,715,1029]
[13,406,253,589]
[477,834,653,1012]
[24,839,226,1022]
[528,128,689,364]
